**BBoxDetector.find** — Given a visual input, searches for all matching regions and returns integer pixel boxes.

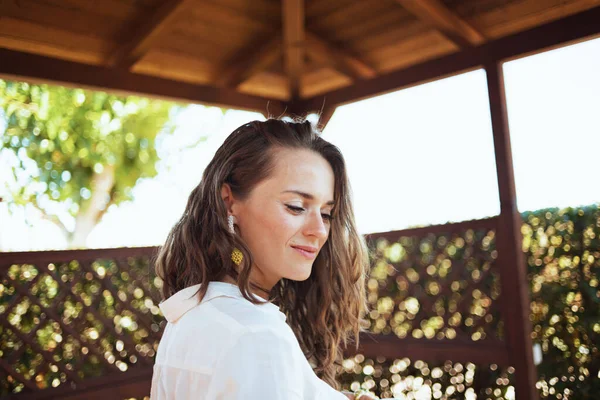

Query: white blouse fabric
[150,281,348,400]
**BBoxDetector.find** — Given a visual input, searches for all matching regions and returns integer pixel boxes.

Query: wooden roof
[0,0,599,113]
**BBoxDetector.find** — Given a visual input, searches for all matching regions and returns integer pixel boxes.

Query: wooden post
[282,0,305,99]
[282,100,338,131]
[316,104,337,131]
[485,62,538,399]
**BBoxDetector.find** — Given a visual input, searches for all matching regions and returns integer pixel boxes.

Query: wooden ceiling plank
[217,35,283,88]
[364,30,456,73]
[394,0,485,47]
[238,71,290,102]
[282,0,305,99]
[323,10,414,44]
[0,0,123,39]
[109,0,192,69]
[0,47,281,113]
[308,0,395,34]
[215,0,281,25]
[188,1,274,33]
[38,0,142,20]
[350,19,429,54]
[0,17,113,64]
[468,0,600,40]
[305,32,376,80]
[132,50,215,86]
[300,68,352,99]
[305,0,350,20]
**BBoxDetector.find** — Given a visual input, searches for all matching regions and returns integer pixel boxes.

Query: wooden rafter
[394,0,485,48]
[0,48,281,113]
[216,35,282,88]
[217,30,374,90]
[282,0,305,98]
[109,0,191,69]
[305,32,376,80]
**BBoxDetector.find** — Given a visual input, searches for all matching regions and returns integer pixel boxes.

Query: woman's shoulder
[200,295,288,333]
[162,281,287,331]
[156,296,292,371]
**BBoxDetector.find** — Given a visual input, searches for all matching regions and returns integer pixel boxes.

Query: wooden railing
[0,247,162,399]
[349,217,505,364]
[1,216,521,399]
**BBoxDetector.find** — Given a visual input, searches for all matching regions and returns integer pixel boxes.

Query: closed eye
[286,205,304,213]
[286,205,333,222]
[322,213,333,221]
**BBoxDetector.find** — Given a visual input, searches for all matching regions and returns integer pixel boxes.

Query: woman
[150,119,380,399]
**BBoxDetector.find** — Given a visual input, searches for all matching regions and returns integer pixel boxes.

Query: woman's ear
[220,183,235,214]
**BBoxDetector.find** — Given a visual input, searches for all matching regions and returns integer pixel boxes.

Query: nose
[303,209,329,242]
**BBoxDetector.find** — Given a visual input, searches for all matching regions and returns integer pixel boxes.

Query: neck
[219,273,272,301]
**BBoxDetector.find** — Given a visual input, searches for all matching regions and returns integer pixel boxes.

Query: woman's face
[227,147,335,291]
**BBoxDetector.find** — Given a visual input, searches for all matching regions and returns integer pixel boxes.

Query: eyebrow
[281,190,335,206]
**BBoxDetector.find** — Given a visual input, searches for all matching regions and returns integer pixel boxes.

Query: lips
[291,245,318,253]
[291,244,318,259]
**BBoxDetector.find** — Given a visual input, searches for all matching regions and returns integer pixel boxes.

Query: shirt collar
[159,281,286,323]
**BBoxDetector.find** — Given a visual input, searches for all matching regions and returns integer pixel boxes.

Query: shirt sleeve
[206,328,305,399]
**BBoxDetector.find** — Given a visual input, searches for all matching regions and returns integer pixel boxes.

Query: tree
[0,80,177,248]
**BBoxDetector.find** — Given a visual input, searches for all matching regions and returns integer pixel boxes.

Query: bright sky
[0,37,598,251]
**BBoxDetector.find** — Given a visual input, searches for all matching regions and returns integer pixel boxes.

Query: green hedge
[337,204,599,399]
[523,204,599,399]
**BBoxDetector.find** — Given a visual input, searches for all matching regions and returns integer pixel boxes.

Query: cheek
[244,205,300,248]
[262,208,299,243]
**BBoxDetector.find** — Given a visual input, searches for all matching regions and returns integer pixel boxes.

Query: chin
[286,265,313,282]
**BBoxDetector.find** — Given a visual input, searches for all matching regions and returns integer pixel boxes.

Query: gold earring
[231,248,243,265]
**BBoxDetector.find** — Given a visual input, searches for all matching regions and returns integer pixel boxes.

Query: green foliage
[523,205,600,399]
[337,205,599,399]
[0,79,176,244]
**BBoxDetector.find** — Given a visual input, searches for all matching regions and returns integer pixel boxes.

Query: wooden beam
[344,334,510,366]
[297,6,600,112]
[282,0,305,99]
[0,48,282,113]
[17,367,154,400]
[365,216,498,244]
[305,32,376,80]
[216,35,282,88]
[0,246,158,267]
[485,62,537,400]
[394,0,485,48]
[109,0,191,69]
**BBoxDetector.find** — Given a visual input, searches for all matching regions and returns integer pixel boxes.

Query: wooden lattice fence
[1,205,598,399]
[339,216,511,399]
[0,247,163,399]
[2,217,509,399]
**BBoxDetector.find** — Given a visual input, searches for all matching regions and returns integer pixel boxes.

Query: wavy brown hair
[155,118,370,389]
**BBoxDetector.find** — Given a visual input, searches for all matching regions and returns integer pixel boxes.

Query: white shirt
[150,281,348,399]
